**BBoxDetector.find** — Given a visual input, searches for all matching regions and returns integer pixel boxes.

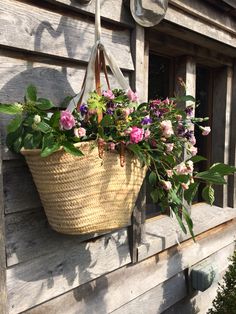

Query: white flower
[33,114,41,124]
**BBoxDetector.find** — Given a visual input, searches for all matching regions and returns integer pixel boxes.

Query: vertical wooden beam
[129,25,147,263]
[174,56,196,109]
[175,56,196,213]
[0,131,7,314]
[228,62,236,207]
[212,66,232,208]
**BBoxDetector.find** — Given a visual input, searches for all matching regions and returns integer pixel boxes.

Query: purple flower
[79,103,88,116]
[185,106,194,118]
[141,116,152,125]
[106,109,113,115]
[177,123,186,137]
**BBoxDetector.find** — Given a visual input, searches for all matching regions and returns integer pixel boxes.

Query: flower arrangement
[0,84,235,238]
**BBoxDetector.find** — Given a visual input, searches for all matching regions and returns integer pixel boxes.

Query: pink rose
[201,126,211,136]
[160,120,174,138]
[162,180,172,191]
[163,97,170,104]
[103,90,115,100]
[74,127,86,137]
[165,143,174,153]
[60,110,75,130]
[130,127,144,144]
[189,145,198,156]
[127,89,138,102]
[144,129,151,139]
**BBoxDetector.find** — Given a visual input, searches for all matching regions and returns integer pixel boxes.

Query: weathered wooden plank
[0,0,134,70]
[0,54,130,159]
[111,273,187,314]
[0,131,7,314]
[228,61,236,207]
[5,202,236,268]
[170,0,236,36]
[43,0,134,27]
[23,220,236,314]
[149,30,233,67]
[113,242,235,314]
[138,203,236,261]
[6,208,110,267]
[7,229,131,314]
[3,160,41,214]
[165,4,236,49]
[163,243,234,314]
[212,66,232,207]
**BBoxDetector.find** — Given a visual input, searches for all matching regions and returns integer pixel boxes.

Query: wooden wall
[1,0,236,313]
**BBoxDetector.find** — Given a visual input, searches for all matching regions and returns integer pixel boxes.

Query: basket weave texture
[22,142,146,235]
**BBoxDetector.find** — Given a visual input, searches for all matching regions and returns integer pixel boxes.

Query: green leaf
[150,189,159,203]
[189,155,207,164]
[149,171,157,187]
[0,104,23,115]
[184,182,200,205]
[26,84,37,102]
[63,142,84,157]
[7,115,23,133]
[32,132,42,148]
[100,115,114,127]
[182,207,195,240]
[23,133,34,149]
[6,126,23,152]
[35,98,54,110]
[13,137,23,153]
[41,143,60,157]
[209,163,236,176]
[195,171,227,184]
[35,121,52,133]
[49,111,60,129]
[202,185,215,206]
[171,206,187,234]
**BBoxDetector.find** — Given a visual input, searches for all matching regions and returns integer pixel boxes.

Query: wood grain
[44,0,134,27]
[138,203,236,261]
[24,222,236,314]
[0,131,7,314]
[0,0,134,70]
[7,229,131,314]
[6,208,110,267]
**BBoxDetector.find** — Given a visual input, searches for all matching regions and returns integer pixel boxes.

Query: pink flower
[144,129,151,139]
[181,183,189,190]
[163,97,170,104]
[103,90,115,100]
[176,114,182,121]
[60,110,75,130]
[201,126,211,136]
[165,143,174,153]
[175,162,189,175]
[74,127,86,137]
[189,145,198,156]
[160,120,174,138]
[162,180,172,191]
[189,135,196,145]
[108,142,116,151]
[166,170,173,177]
[130,127,144,144]
[127,89,138,102]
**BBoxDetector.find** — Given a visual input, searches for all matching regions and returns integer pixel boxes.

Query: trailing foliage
[1,85,235,238]
[208,250,236,314]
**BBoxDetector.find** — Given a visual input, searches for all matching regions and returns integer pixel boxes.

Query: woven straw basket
[21,142,146,235]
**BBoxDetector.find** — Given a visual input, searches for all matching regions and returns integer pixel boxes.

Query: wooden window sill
[138,203,236,261]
